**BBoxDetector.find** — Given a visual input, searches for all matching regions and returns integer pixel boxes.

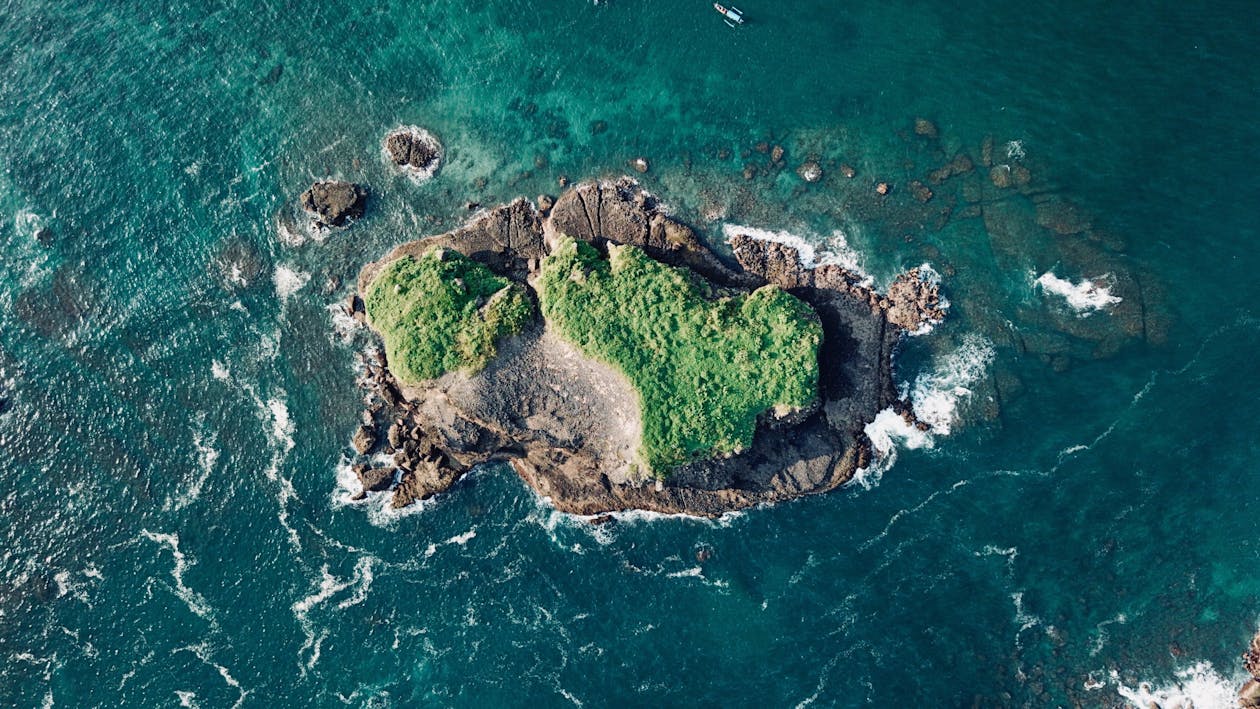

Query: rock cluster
[344,341,494,506]
[383,126,443,180]
[300,181,366,229]
[346,177,938,517]
[1241,630,1260,707]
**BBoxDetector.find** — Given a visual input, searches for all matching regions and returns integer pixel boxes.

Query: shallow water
[2,1,1258,705]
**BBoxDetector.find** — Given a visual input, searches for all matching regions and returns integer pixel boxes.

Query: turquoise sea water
[2,1,1259,705]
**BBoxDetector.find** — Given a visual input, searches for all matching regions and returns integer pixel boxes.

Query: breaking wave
[273,265,310,303]
[856,335,995,487]
[721,224,872,282]
[1112,662,1240,708]
[1035,271,1121,314]
[908,334,996,435]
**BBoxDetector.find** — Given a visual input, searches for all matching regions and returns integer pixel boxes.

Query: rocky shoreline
[342,177,943,517]
[1240,629,1260,707]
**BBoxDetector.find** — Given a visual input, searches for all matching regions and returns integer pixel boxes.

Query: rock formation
[346,177,944,517]
[383,126,443,180]
[1241,629,1260,707]
[300,181,366,229]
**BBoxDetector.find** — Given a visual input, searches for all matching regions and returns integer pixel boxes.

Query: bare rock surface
[383,126,443,180]
[350,177,943,517]
[301,181,366,228]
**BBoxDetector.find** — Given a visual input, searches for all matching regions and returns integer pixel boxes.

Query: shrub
[537,236,821,475]
[364,250,533,385]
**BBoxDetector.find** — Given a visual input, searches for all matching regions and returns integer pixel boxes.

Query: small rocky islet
[328,174,943,517]
[294,115,1162,521]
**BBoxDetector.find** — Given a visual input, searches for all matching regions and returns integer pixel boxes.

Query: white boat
[714,3,744,26]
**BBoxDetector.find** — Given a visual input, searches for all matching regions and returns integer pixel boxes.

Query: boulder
[1243,630,1260,678]
[1242,679,1260,708]
[387,421,406,449]
[770,145,785,163]
[300,181,366,228]
[384,126,443,180]
[352,424,376,455]
[357,466,395,492]
[630,157,649,173]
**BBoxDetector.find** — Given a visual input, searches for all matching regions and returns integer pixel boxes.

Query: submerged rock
[913,117,939,139]
[301,181,367,229]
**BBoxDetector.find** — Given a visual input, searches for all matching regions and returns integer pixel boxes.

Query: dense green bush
[538,236,821,475]
[364,249,533,385]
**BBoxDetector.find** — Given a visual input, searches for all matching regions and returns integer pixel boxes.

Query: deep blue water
[2,1,1259,706]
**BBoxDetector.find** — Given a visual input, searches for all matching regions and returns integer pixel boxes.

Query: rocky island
[346,177,943,517]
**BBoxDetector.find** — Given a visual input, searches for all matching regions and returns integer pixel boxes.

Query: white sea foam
[273,265,309,303]
[327,302,361,343]
[267,397,294,453]
[856,335,994,487]
[1010,591,1041,637]
[275,218,305,247]
[12,208,53,287]
[169,423,218,512]
[293,557,376,672]
[1005,140,1026,160]
[1113,662,1241,708]
[1090,613,1128,657]
[721,224,872,282]
[423,528,479,558]
[175,642,249,709]
[210,360,230,381]
[909,334,996,435]
[447,529,476,545]
[140,530,215,624]
[1036,271,1122,315]
[176,690,199,708]
[664,565,729,588]
[248,386,301,550]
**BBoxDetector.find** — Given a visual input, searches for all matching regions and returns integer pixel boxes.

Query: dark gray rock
[301,181,366,228]
[357,466,395,492]
[384,126,442,178]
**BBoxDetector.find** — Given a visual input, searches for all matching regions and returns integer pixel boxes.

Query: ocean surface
[2,1,1258,706]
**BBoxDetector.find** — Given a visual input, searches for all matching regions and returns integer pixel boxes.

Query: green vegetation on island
[364,249,533,385]
[537,236,822,475]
